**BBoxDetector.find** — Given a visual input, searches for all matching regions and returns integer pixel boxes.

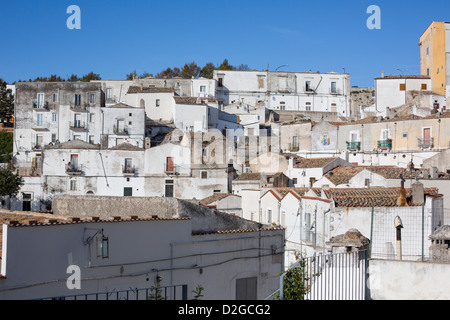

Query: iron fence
[268,250,368,300]
[35,284,188,301]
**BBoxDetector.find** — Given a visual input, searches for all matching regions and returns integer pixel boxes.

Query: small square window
[201,171,208,179]
[156,99,160,107]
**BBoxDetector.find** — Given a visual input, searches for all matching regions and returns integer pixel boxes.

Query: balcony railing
[32,122,50,131]
[32,101,49,110]
[66,164,83,175]
[418,137,434,149]
[165,164,178,175]
[69,121,87,130]
[70,103,90,112]
[122,165,137,176]
[377,139,392,149]
[347,141,361,151]
[113,125,129,135]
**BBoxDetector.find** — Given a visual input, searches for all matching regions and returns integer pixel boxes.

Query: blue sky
[1,0,449,86]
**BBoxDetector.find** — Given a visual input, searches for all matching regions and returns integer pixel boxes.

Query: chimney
[397,176,408,207]
[381,71,385,78]
[430,167,439,179]
[412,181,425,206]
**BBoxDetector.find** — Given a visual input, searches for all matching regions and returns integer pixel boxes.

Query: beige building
[419,21,450,102]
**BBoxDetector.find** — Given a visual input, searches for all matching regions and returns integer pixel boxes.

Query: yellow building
[419,21,450,97]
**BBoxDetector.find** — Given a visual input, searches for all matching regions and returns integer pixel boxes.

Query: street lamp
[275,65,289,71]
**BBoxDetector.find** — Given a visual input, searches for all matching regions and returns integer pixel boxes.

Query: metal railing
[268,251,368,300]
[377,139,392,149]
[347,141,361,151]
[69,121,87,130]
[35,285,188,300]
[418,137,434,149]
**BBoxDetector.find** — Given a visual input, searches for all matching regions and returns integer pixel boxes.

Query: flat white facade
[0,217,284,300]
[375,76,433,116]
[214,70,351,117]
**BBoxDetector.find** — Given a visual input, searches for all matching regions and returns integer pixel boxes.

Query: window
[165,180,174,198]
[305,102,311,111]
[52,93,58,103]
[74,94,81,106]
[402,133,408,138]
[89,135,94,144]
[89,93,95,104]
[96,236,109,259]
[35,135,43,149]
[381,129,390,140]
[156,99,160,107]
[201,171,208,179]
[267,209,273,224]
[400,83,406,91]
[200,85,206,93]
[22,193,32,212]
[166,157,174,173]
[309,177,316,188]
[106,88,112,101]
[90,113,95,123]
[258,77,265,89]
[69,179,77,191]
[52,113,57,122]
[125,158,133,169]
[36,113,44,127]
[52,134,56,143]
[421,83,428,90]
[37,93,45,108]
[280,101,286,110]
[427,68,430,76]
[365,178,370,187]
[124,187,133,197]
[293,178,298,185]
[218,78,223,87]
[426,46,429,56]
[331,81,337,93]
[305,81,312,92]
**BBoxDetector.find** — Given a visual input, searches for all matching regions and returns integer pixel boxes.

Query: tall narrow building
[419,21,450,99]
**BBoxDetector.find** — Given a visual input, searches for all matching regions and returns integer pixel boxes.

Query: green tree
[181,62,201,79]
[276,257,320,300]
[0,168,24,206]
[155,67,181,79]
[0,79,14,125]
[82,72,101,82]
[0,131,13,164]
[126,70,138,80]
[199,62,216,79]
[67,74,80,82]
[217,59,234,71]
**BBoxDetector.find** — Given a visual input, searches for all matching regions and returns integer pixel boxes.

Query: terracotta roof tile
[199,193,238,206]
[127,86,175,94]
[294,157,338,168]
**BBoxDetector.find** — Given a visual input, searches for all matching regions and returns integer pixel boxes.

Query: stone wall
[52,195,264,233]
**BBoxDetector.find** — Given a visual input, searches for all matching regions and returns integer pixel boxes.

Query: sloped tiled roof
[234,173,262,181]
[127,86,175,94]
[324,165,450,186]
[174,96,217,105]
[199,193,240,206]
[294,157,339,169]
[323,187,439,207]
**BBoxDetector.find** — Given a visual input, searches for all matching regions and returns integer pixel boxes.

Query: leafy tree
[0,131,13,164]
[155,67,181,79]
[126,70,138,80]
[217,59,234,71]
[199,62,216,79]
[0,168,24,202]
[0,79,14,124]
[235,64,250,71]
[139,72,153,79]
[82,72,101,82]
[67,74,81,82]
[181,62,201,79]
[275,257,320,300]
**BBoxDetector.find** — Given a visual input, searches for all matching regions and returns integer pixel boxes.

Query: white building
[375,75,433,116]
[214,70,351,117]
[0,197,284,300]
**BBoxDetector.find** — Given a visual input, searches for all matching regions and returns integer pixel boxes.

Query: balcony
[66,164,83,175]
[165,164,178,175]
[32,122,50,131]
[347,141,361,151]
[113,125,129,135]
[69,121,87,131]
[418,137,434,149]
[33,101,50,111]
[70,103,90,112]
[122,165,137,176]
[377,139,393,150]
